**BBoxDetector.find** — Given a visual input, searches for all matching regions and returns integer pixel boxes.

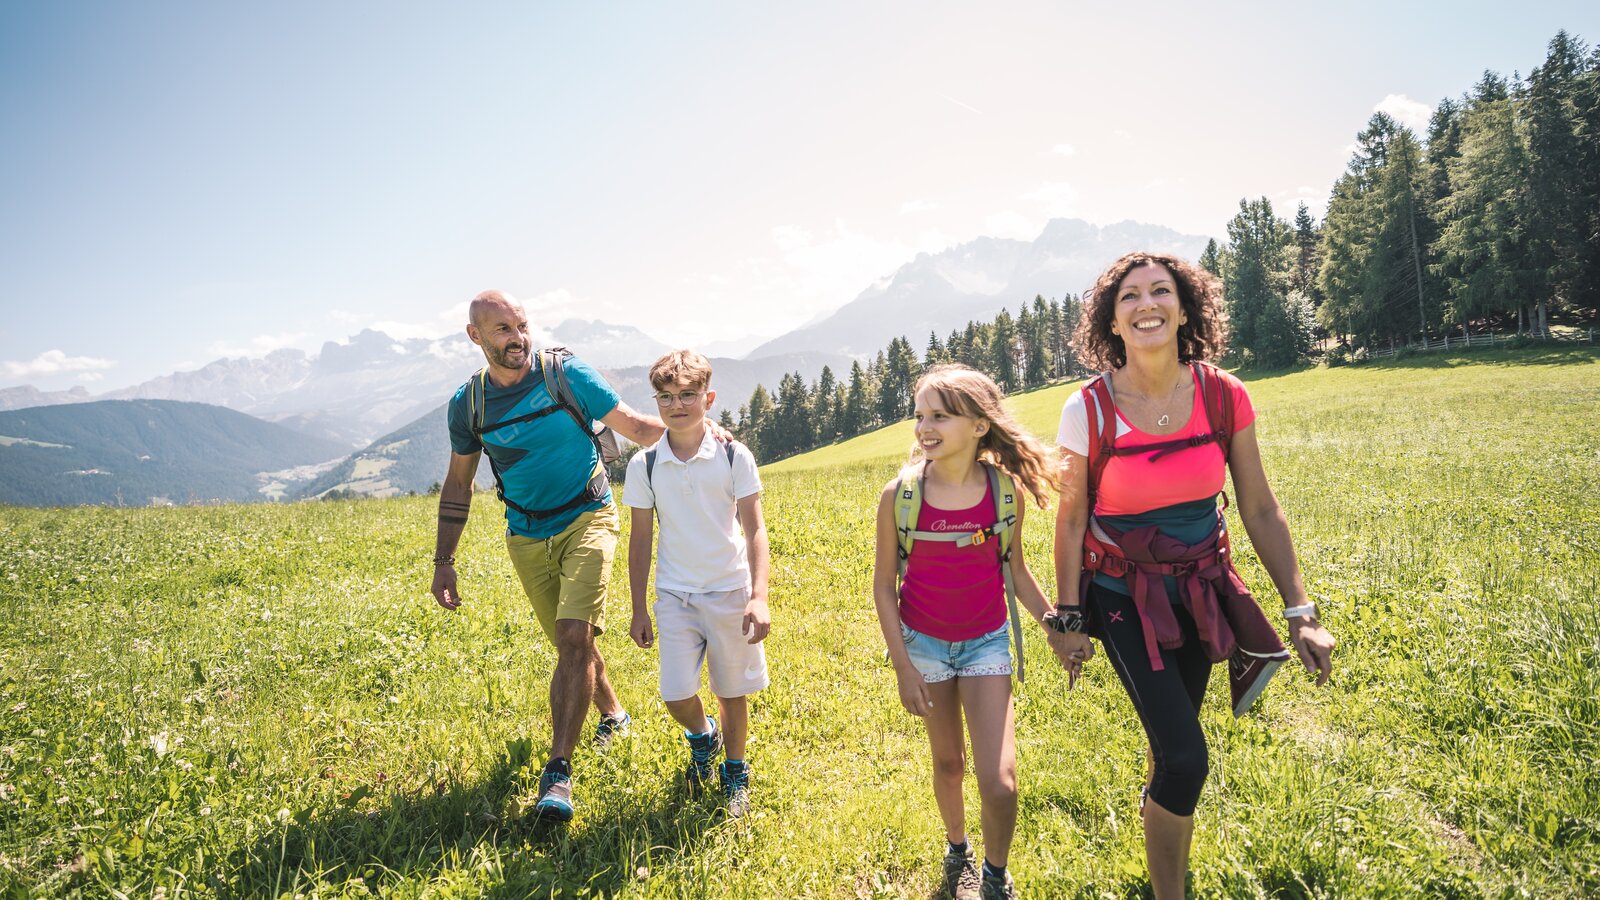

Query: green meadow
[3,347,1598,898]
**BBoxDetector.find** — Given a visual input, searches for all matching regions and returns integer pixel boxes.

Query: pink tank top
[898,480,1006,642]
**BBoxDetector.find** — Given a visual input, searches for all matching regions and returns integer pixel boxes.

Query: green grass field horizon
[3,346,1598,898]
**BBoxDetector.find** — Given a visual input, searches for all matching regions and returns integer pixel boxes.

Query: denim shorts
[898,621,1012,683]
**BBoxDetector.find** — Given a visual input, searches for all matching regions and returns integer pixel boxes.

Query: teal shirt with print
[447,353,621,539]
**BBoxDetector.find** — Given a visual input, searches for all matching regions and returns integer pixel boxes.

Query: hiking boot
[594,710,631,752]
[719,760,751,819]
[941,844,980,900]
[1228,647,1290,717]
[533,768,574,823]
[684,717,722,795]
[979,869,1016,900]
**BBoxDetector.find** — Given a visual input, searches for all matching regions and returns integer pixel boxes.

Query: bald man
[430,290,669,823]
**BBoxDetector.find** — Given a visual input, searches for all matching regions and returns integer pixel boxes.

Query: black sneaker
[979,870,1016,900]
[594,710,631,752]
[684,716,722,795]
[1228,647,1290,717]
[941,844,980,900]
[719,760,751,818]
[533,768,574,823]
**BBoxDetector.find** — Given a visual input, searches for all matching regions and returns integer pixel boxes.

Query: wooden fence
[1362,328,1596,360]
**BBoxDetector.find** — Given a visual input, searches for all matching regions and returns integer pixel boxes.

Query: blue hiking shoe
[533,768,574,823]
[594,710,631,752]
[719,759,751,819]
[684,717,722,795]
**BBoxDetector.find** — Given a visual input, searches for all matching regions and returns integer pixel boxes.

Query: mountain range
[2,218,1211,505]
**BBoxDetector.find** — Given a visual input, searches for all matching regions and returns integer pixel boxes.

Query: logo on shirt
[926,518,982,532]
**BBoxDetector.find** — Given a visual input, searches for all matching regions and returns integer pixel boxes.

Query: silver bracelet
[1284,603,1317,619]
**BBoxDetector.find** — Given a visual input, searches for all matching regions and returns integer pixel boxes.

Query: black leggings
[1089,582,1212,817]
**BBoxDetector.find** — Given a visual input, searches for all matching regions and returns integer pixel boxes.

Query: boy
[624,350,771,818]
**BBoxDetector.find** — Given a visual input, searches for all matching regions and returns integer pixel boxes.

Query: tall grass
[2,347,1597,897]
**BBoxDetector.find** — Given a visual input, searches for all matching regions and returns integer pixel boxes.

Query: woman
[1049,251,1336,899]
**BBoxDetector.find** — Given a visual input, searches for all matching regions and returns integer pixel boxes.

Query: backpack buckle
[969,529,988,546]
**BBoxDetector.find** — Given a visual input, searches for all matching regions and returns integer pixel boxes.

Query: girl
[873,364,1074,900]
[1052,252,1337,899]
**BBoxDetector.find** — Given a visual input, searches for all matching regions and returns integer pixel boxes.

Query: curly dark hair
[1070,251,1229,371]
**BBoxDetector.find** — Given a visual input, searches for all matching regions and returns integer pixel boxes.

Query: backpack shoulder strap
[645,447,658,485]
[540,347,582,417]
[983,461,1026,684]
[469,368,488,435]
[892,465,924,578]
[1194,362,1234,465]
[1082,373,1117,506]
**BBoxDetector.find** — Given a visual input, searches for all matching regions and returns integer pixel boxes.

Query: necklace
[1115,369,1188,428]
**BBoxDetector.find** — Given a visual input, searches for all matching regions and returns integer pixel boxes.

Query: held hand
[894,665,933,717]
[1046,630,1094,689]
[431,565,463,611]
[707,419,735,442]
[742,597,771,644]
[630,609,654,649]
[1289,619,1336,687]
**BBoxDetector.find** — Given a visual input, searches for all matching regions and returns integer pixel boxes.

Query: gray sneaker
[594,710,631,752]
[941,844,980,900]
[719,760,751,818]
[979,870,1015,900]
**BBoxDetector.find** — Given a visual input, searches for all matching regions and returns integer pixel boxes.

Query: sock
[687,717,714,738]
[982,860,1007,881]
[724,758,746,773]
[948,838,970,856]
[544,757,570,777]
[606,709,629,724]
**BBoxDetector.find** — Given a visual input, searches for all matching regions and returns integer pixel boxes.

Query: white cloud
[1024,181,1080,217]
[77,372,105,383]
[367,319,456,341]
[1051,143,1076,156]
[205,332,312,359]
[1374,94,1432,134]
[3,349,117,378]
[899,199,942,215]
[983,210,1041,241]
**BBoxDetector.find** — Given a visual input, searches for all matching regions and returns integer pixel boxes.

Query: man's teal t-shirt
[447,353,621,539]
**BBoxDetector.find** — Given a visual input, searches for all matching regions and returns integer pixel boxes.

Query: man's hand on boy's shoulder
[742,595,771,644]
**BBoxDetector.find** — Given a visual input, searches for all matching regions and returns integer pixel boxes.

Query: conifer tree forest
[734,30,1598,463]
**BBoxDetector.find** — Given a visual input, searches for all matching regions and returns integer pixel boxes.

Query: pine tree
[1225,197,1306,367]
[923,331,947,368]
[842,360,870,436]
[1432,83,1540,332]
[814,365,838,443]
[990,311,1018,391]
[1199,239,1223,277]
[1524,30,1592,328]
[1027,295,1053,386]
[742,385,774,461]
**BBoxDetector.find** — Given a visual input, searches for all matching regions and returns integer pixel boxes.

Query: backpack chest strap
[901,515,1016,549]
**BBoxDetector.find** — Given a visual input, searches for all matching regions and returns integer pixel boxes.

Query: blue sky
[2,1,1594,392]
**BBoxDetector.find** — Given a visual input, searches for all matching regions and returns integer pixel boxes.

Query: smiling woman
[1052,251,1338,900]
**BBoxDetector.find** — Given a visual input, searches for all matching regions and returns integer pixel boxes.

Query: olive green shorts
[505,504,620,640]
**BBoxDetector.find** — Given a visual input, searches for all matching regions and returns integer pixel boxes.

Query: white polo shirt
[622,428,762,594]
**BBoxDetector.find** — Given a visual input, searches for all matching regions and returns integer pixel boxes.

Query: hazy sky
[2,1,1594,392]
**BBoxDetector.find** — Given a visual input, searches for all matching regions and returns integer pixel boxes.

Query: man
[430,289,668,823]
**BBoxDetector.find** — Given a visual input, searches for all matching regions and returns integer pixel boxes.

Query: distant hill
[747,218,1212,360]
[0,385,95,412]
[0,400,349,506]
[293,402,493,500]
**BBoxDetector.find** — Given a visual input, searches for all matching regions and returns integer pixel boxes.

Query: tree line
[723,295,1087,462]
[1208,29,1599,367]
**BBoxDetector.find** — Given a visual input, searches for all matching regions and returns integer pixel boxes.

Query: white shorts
[655,586,770,702]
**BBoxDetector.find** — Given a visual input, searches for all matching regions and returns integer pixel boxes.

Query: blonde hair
[907,364,1056,507]
[648,349,714,391]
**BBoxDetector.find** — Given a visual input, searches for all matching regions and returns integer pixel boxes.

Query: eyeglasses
[653,390,704,406]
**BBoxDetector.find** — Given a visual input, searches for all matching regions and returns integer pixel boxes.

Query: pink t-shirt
[898,479,1007,642]
[1056,367,1255,516]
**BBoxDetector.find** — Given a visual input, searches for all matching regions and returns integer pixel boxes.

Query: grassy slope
[2,347,1597,898]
